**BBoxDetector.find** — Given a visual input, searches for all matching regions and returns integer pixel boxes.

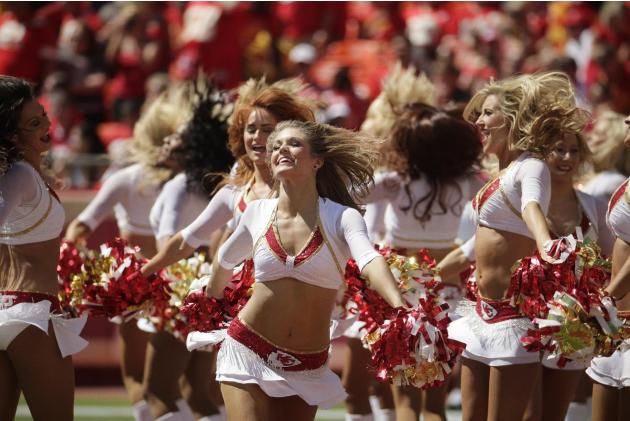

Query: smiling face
[244,108,277,166]
[14,100,52,155]
[546,133,581,183]
[269,127,323,181]
[475,94,509,156]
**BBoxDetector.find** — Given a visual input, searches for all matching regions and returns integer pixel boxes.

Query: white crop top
[364,171,484,249]
[607,178,630,244]
[461,188,614,262]
[180,184,247,249]
[581,170,627,203]
[0,161,65,245]
[472,153,550,239]
[150,173,210,243]
[77,163,159,236]
[218,197,381,290]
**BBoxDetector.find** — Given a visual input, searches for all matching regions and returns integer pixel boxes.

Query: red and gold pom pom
[343,248,464,388]
[58,238,171,319]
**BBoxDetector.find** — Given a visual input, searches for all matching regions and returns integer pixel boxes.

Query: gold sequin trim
[0,193,52,238]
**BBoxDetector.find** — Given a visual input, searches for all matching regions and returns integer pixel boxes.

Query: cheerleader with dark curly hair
[359,103,483,421]
[142,78,234,421]
[0,75,87,421]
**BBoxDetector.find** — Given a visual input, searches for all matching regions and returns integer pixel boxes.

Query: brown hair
[226,79,316,187]
[391,103,482,223]
[267,120,380,210]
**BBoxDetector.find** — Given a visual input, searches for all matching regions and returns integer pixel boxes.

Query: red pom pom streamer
[57,238,171,319]
[343,247,464,388]
[174,259,256,339]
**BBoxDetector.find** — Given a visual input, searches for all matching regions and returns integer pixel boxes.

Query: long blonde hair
[267,120,380,210]
[361,62,435,139]
[464,72,581,155]
[129,83,192,187]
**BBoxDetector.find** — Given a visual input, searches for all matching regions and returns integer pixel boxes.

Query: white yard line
[17,405,462,420]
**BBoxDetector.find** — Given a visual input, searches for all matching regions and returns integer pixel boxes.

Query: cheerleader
[342,64,437,421]
[447,72,581,421]
[64,88,184,421]
[588,114,630,421]
[0,75,87,420]
[177,121,406,421]
[142,80,234,421]
[522,110,614,421]
[360,104,483,421]
[142,78,315,281]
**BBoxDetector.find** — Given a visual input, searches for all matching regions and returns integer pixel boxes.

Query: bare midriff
[474,225,536,300]
[0,237,61,295]
[237,277,338,352]
[611,238,630,311]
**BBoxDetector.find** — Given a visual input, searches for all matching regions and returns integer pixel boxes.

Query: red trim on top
[0,290,61,312]
[473,178,500,213]
[265,224,323,267]
[608,179,629,216]
[228,317,328,371]
[237,195,247,213]
[46,183,61,203]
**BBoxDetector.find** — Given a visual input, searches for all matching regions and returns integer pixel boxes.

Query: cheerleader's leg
[591,382,619,421]
[7,323,74,421]
[0,351,20,421]
[119,319,151,404]
[390,384,421,421]
[342,338,374,416]
[487,362,540,421]
[422,382,448,421]
[540,367,582,421]
[221,381,272,421]
[460,357,489,421]
[144,331,191,418]
[269,394,318,421]
[181,350,220,418]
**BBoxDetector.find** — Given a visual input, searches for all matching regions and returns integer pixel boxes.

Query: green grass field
[15,389,462,420]
[14,391,346,421]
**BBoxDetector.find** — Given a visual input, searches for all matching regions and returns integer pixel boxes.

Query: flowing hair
[0,76,35,176]
[225,77,317,188]
[267,120,380,210]
[130,83,192,189]
[171,78,234,195]
[390,103,482,223]
[464,71,580,155]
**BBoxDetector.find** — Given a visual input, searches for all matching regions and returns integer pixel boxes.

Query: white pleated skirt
[216,334,347,408]
[0,300,88,357]
[587,342,630,389]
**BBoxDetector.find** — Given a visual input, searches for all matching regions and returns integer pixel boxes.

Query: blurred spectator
[320,66,368,129]
[0,1,625,191]
[0,3,60,83]
[98,3,170,120]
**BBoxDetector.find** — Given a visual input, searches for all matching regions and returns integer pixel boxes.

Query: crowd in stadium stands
[0,1,628,188]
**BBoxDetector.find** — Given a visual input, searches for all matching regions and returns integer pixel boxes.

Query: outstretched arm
[141,232,195,276]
